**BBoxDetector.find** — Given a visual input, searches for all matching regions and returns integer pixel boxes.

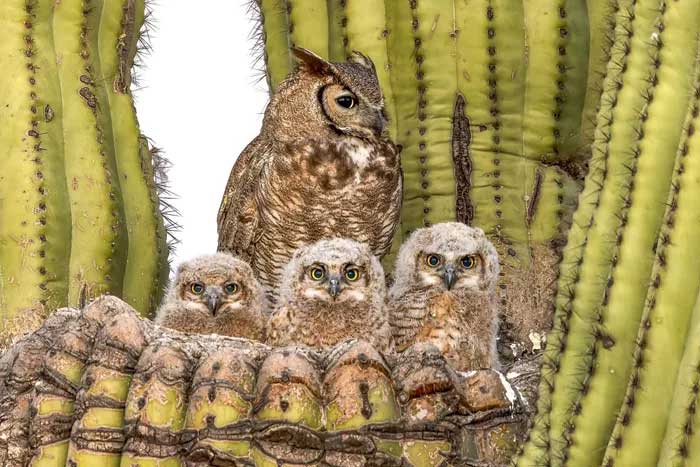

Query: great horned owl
[155,253,267,341]
[217,47,402,303]
[388,222,500,371]
[267,238,392,352]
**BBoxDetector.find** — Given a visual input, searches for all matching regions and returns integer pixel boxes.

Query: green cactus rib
[522,0,589,165]
[287,0,329,58]
[453,0,530,264]
[258,0,291,91]
[0,0,72,327]
[580,0,618,147]
[601,28,700,467]
[94,0,164,315]
[657,290,700,467]
[326,0,345,63]
[138,138,171,314]
[54,0,129,307]
[342,0,396,141]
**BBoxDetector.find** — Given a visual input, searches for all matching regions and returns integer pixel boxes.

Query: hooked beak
[328,276,342,298]
[373,111,388,137]
[203,288,222,315]
[442,265,457,291]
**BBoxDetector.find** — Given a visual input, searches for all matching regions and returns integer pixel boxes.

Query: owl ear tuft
[292,47,333,75]
[348,50,375,71]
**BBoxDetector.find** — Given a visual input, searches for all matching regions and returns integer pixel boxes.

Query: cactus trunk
[252,0,594,355]
[0,0,172,343]
[0,296,527,467]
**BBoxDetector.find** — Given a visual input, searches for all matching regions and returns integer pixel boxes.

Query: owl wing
[389,292,429,352]
[217,136,273,260]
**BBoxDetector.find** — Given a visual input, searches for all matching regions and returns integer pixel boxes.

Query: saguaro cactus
[251,0,596,354]
[515,0,700,465]
[0,295,526,467]
[0,0,172,342]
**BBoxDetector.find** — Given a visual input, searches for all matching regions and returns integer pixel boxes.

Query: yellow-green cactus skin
[0,296,527,466]
[516,1,700,466]
[0,0,171,342]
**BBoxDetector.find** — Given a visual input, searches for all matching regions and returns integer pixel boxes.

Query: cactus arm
[0,0,72,335]
[259,0,292,91]
[92,0,164,316]
[544,0,657,460]
[287,0,329,58]
[602,22,700,465]
[561,2,700,465]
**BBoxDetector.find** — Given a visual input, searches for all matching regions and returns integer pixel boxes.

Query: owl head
[279,238,386,308]
[391,222,500,297]
[266,47,387,141]
[166,253,266,318]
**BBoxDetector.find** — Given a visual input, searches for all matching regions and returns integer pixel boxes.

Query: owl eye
[345,267,360,282]
[426,254,441,268]
[309,266,325,281]
[335,94,356,109]
[190,282,205,295]
[224,283,238,294]
[461,255,478,269]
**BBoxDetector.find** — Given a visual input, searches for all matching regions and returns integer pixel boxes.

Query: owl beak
[204,288,222,315]
[328,277,342,298]
[442,265,457,291]
[373,112,388,137]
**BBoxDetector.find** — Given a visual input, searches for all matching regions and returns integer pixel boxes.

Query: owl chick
[155,253,267,341]
[388,222,500,371]
[267,238,392,353]
[217,47,402,304]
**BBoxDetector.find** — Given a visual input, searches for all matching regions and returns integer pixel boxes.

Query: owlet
[388,222,501,370]
[267,238,392,353]
[217,47,402,303]
[155,253,267,341]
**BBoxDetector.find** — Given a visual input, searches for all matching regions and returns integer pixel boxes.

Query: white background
[135,1,268,269]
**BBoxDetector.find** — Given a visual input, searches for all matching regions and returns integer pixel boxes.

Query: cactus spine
[0,0,171,339]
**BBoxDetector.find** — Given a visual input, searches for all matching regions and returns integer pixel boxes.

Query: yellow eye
[191,282,205,295]
[462,255,477,269]
[224,283,238,294]
[309,266,325,281]
[426,254,441,268]
[345,267,360,282]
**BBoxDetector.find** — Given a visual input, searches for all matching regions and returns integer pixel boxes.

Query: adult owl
[217,47,402,302]
[155,253,267,341]
[388,222,500,371]
[267,238,392,352]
